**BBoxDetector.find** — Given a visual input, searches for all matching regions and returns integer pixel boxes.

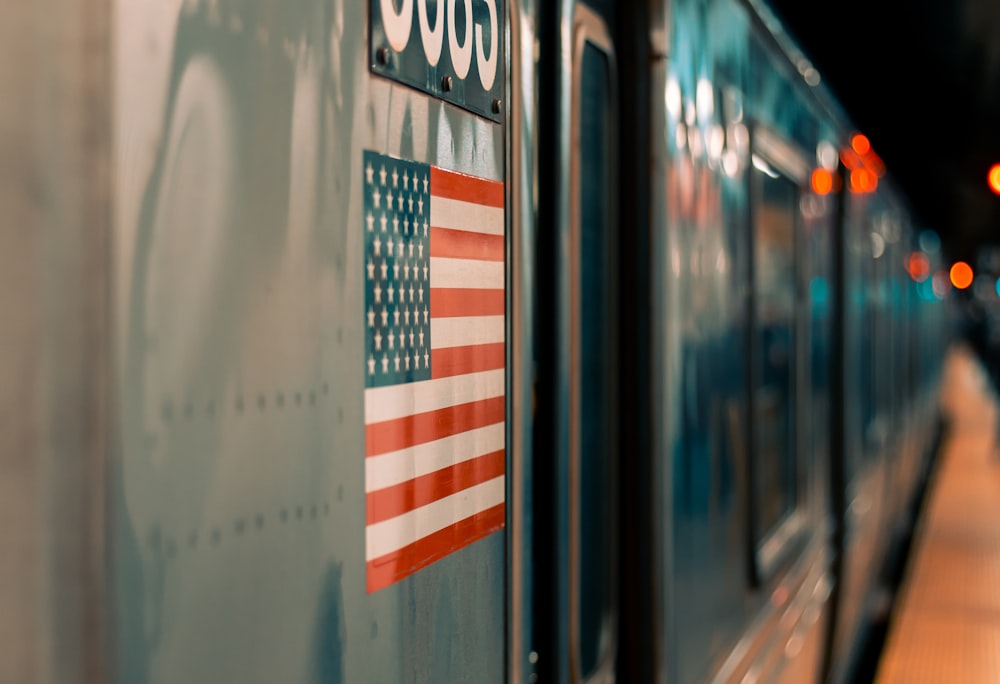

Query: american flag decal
[363,150,505,593]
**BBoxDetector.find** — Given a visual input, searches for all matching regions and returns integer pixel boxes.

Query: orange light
[950,261,974,290]
[850,168,865,192]
[866,152,886,178]
[840,148,862,170]
[850,167,878,193]
[908,252,930,281]
[989,163,1000,195]
[851,133,871,156]
[811,168,834,195]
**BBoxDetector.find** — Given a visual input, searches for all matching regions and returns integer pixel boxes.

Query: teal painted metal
[111,0,505,680]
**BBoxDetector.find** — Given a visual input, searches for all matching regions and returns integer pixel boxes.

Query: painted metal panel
[111,0,505,680]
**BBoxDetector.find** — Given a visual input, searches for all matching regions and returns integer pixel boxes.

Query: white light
[675,123,687,150]
[817,141,838,170]
[708,125,725,160]
[688,127,704,159]
[716,250,729,274]
[751,154,779,178]
[696,78,715,123]
[722,150,740,177]
[932,272,950,299]
[730,123,750,154]
[666,76,682,121]
[871,232,885,259]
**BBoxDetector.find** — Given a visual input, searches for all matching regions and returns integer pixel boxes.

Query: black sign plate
[370,0,504,122]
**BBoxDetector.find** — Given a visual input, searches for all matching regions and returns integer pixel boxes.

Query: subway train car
[2,0,948,682]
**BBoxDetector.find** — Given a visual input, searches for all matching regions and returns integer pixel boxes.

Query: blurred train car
[1,0,948,682]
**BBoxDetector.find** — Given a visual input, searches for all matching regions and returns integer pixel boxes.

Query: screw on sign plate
[370,0,503,121]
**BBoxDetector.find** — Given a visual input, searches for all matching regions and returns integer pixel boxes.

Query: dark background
[767,0,1000,270]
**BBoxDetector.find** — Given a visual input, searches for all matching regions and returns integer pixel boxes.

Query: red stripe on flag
[365,396,506,456]
[366,502,506,592]
[430,288,504,317]
[430,227,504,261]
[366,449,506,524]
[431,166,505,207]
[431,343,505,379]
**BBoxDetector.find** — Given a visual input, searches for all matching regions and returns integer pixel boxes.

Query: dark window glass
[752,163,798,542]
[578,41,614,679]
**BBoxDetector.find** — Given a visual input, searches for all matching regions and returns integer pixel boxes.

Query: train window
[571,6,617,680]
[748,129,809,578]
[753,163,797,539]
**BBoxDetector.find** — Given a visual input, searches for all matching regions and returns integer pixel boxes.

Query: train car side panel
[110,1,506,680]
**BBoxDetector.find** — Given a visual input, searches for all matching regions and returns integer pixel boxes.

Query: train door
[529,1,622,681]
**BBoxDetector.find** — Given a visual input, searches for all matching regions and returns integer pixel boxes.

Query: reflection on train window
[577,40,615,680]
[751,161,799,545]
[863,219,888,455]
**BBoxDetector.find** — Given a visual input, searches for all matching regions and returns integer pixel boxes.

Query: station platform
[875,346,1000,682]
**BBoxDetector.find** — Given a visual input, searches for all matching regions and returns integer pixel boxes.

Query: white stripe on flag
[430,315,505,349]
[365,475,506,560]
[429,257,504,289]
[364,369,505,425]
[431,196,504,235]
[365,423,506,492]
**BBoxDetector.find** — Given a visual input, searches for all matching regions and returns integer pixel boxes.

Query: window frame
[568,4,619,681]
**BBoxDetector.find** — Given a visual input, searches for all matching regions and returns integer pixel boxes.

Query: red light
[908,252,930,281]
[840,148,862,170]
[851,133,871,156]
[989,164,1000,195]
[950,261,974,290]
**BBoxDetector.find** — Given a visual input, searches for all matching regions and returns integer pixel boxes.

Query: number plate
[370,0,504,122]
